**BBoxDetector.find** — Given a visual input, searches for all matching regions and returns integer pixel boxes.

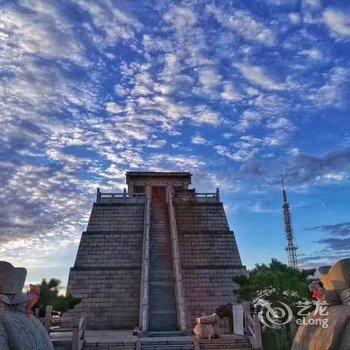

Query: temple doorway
[151,186,166,204]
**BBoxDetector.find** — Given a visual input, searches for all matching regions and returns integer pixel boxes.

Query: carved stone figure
[292,258,350,350]
[193,312,220,339]
[0,261,54,350]
[193,303,233,339]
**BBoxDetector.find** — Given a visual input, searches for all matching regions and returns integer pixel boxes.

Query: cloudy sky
[1,0,350,287]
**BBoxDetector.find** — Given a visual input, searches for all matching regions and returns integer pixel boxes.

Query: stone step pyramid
[66,172,247,334]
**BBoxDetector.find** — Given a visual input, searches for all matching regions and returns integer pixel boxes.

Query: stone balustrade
[96,188,146,204]
[95,188,221,204]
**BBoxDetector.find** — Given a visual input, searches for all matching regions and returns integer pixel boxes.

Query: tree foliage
[35,278,80,316]
[233,259,315,315]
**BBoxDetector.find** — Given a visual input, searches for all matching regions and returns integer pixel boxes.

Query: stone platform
[51,330,252,349]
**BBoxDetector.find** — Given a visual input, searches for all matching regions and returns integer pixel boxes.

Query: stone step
[149,279,175,285]
[142,345,194,350]
[83,343,135,350]
[199,343,252,347]
[147,331,188,337]
[150,258,173,264]
[198,338,252,349]
[150,255,173,261]
[149,294,177,303]
[150,265,173,271]
[141,343,194,350]
[149,272,174,280]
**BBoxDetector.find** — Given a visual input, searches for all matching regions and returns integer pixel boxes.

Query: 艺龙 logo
[257,300,293,327]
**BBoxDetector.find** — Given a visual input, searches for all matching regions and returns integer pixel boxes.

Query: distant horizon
[1,0,350,288]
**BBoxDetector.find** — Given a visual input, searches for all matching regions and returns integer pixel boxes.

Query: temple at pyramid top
[96,171,220,204]
[126,171,192,192]
[66,171,246,334]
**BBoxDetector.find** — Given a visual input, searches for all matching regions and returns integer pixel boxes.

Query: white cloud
[215,145,257,162]
[304,0,321,8]
[299,48,323,60]
[1,3,85,64]
[195,107,222,126]
[237,64,285,91]
[198,66,222,89]
[207,5,276,46]
[147,139,167,148]
[317,172,347,183]
[191,135,208,145]
[221,82,242,102]
[163,6,197,28]
[106,102,124,114]
[290,148,300,156]
[309,67,349,108]
[267,117,296,131]
[288,13,301,24]
[76,0,141,46]
[323,8,350,39]
[235,110,263,131]
[150,154,205,170]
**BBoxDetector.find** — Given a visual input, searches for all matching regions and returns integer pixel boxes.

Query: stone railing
[139,189,151,333]
[233,302,262,349]
[72,315,86,350]
[195,188,220,203]
[173,188,221,203]
[96,188,146,204]
[167,189,187,331]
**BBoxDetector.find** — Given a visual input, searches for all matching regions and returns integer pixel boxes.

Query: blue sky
[1,0,350,287]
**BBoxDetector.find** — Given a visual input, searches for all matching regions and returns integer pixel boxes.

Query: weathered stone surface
[175,203,245,330]
[66,172,246,333]
[175,203,230,232]
[66,203,144,329]
[292,258,350,350]
[0,261,54,349]
[0,311,54,350]
[322,258,350,291]
[86,203,144,232]
[0,261,26,294]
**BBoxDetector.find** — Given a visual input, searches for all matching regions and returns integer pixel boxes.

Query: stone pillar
[232,304,244,335]
[167,185,187,331]
[216,187,220,202]
[44,305,52,332]
[96,188,100,203]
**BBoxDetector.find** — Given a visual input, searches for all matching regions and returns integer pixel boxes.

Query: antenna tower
[282,178,298,269]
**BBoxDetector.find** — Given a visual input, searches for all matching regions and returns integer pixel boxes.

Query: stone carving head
[0,261,27,294]
[321,258,350,291]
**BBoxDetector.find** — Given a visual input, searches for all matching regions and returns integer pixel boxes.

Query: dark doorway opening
[152,186,166,204]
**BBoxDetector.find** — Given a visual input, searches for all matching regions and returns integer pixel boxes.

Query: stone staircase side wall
[66,203,145,330]
[174,203,246,330]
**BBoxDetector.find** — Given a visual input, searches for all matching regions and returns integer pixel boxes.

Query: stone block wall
[175,202,229,232]
[178,231,242,267]
[74,232,142,268]
[86,203,144,232]
[175,203,246,329]
[66,203,144,330]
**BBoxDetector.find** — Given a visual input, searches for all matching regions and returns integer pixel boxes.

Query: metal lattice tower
[282,178,298,269]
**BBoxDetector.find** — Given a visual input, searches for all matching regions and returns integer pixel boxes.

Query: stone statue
[0,261,54,350]
[193,303,232,339]
[292,258,350,350]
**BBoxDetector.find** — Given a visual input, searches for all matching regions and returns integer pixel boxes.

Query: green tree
[233,259,315,350]
[35,278,80,316]
[234,259,315,315]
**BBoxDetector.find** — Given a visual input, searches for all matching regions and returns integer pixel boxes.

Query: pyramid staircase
[197,334,252,349]
[148,203,179,332]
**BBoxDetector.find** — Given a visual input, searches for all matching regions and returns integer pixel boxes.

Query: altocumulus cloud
[0,0,350,281]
